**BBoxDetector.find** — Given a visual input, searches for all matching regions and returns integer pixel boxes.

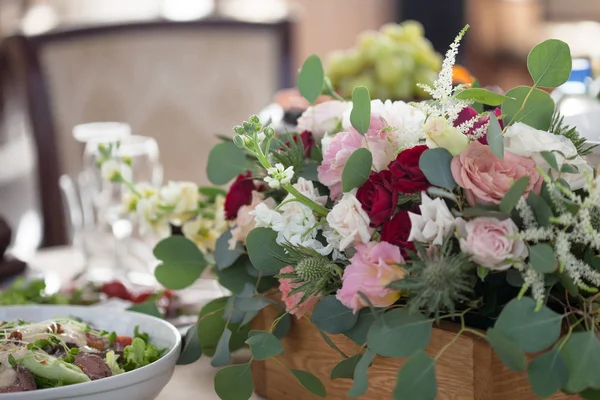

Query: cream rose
[424,116,469,156]
[326,190,374,251]
[408,192,457,245]
[296,100,350,138]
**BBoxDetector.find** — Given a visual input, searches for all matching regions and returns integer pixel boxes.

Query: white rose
[408,192,457,245]
[159,181,200,215]
[504,122,593,190]
[250,202,285,231]
[101,159,132,182]
[326,190,374,251]
[296,100,350,138]
[343,99,426,148]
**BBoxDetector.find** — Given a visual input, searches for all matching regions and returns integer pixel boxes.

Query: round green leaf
[527,349,568,398]
[211,328,232,367]
[502,86,555,131]
[495,297,563,353]
[331,354,361,380]
[214,364,254,400]
[393,350,437,400]
[127,297,162,318]
[344,309,375,345]
[499,176,529,214]
[273,313,292,340]
[528,243,558,273]
[207,142,248,185]
[527,39,572,88]
[216,255,273,293]
[310,296,359,334]
[367,309,432,358]
[291,369,326,397]
[342,148,372,192]
[561,331,600,393]
[245,228,287,274]
[198,297,250,357]
[153,236,207,290]
[580,389,600,400]
[350,86,371,134]
[486,327,527,372]
[418,148,457,190]
[177,323,202,365]
[486,112,504,160]
[527,191,553,227]
[215,230,244,270]
[245,331,283,361]
[297,55,325,105]
[455,87,514,106]
[347,349,376,398]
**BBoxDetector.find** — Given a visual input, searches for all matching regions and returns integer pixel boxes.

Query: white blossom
[137,196,169,237]
[101,159,132,182]
[408,192,457,245]
[326,190,373,251]
[159,181,200,215]
[264,163,294,189]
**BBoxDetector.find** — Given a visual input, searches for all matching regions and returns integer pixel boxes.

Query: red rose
[388,145,430,194]
[454,107,504,145]
[381,210,415,256]
[356,170,398,227]
[224,171,255,220]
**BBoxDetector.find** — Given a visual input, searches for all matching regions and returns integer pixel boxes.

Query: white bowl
[0,306,181,400]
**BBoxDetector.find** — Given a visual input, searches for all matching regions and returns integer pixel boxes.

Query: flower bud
[233,125,245,135]
[233,135,246,148]
[249,115,260,124]
[242,121,254,135]
[424,116,469,156]
[264,126,275,139]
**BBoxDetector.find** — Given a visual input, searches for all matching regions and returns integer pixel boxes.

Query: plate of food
[0,306,181,399]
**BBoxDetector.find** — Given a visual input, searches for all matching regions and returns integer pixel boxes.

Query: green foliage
[350,86,372,134]
[291,369,326,398]
[273,313,292,340]
[527,39,572,88]
[347,349,376,398]
[270,133,310,177]
[486,327,527,372]
[215,230,244,270]
[418,148,456,190]
[177,324,202,365]
[367,308,432,358]
[207,141,249,185]
[541,150,559,170]
[560,331,600,393]
[527,191,553,227]
[343,309,375,345]
[297,55,325,104]
[211,328,232,367]
[197,297,250,357]
[502,86,555,130]
[527,349,568,398]
[528,243,558,273]
[245,228,288,274]
[342,148,373,192]
[499,176,529,214]
[393,350,437,400]
[331,354,361,380]
[486,111,505,160]
[455,87,513,106]
[318,329,348,358]
[310,296,359,334]
[214,364,254,400]
[153,236,207,290]
[245,331,284,360]
[494,297,563,353]
[216,255,276,294]
[549,112,598,157]
[127,297,162,318]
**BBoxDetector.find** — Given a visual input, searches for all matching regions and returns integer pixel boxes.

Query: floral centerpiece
[103,25,600,400]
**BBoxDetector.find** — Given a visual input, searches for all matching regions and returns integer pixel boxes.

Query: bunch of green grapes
[327,21,442,101]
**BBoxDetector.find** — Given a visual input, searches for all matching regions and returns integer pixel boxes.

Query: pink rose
[336,241,406,313]
[457,217,528,270]
[318,116,396,200]
[279,266,320,318]
[451,141,542,206]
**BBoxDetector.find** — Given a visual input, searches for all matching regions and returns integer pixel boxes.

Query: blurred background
[1,0,600,255]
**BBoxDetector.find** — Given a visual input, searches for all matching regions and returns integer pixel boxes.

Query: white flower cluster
[264,163,294,189]
[408,192,458,245]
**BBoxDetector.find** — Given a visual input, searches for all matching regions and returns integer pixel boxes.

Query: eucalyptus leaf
[393,350,437,400]
[347,349,376,398]
[486,327,527,372]
[224,296,246,324]
[273,313,292,339]
[486,111,505,159]
[215,230,244,270]
[318,329,348,358]
[310,296,358,334]
[541,151,559,170]
[418,148,456,190]
[297,55,325,105]
[561,164,579,174]
[477,266,489,282]
[495,297,563,353]
[342,148,372,192]
[214,364,254,400]
[177,323,202,365]
[527,191,553,227]
[331,354,361,380]
[245,331,283,360]
[216,255,276,293]
[561,331,600,393]
[246,228,288,274]
[207,142,248,185]
[211,328,232,367]
[499,176,529,214]
[127,297,162,318]
[528,243,558,273]
[198,297,250,357]
[502,86,555,130]
[455,87,514,106]
[291,369,326,398]
[153,236,207,290]
[367,308,432,358]
[344,309,375,345]
[350,86,371,134]
[527,349,568,398]
[527,39,572,88]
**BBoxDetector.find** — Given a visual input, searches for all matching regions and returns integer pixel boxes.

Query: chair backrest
[2,17,291,246]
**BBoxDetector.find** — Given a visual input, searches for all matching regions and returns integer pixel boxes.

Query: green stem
[435,328,464,361]
[283,183,329,217]
[462,327,487,340]
[503,85,536,132]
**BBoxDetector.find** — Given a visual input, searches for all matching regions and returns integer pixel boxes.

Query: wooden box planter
[251,304,579,400]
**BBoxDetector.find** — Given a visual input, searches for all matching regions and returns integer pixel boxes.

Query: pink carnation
[279,266,319,318]
[336,241,406,313]
[451,141,543,206]
[318,116,395,200]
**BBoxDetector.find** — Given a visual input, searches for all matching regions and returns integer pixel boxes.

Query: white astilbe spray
[415,25,472,125]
